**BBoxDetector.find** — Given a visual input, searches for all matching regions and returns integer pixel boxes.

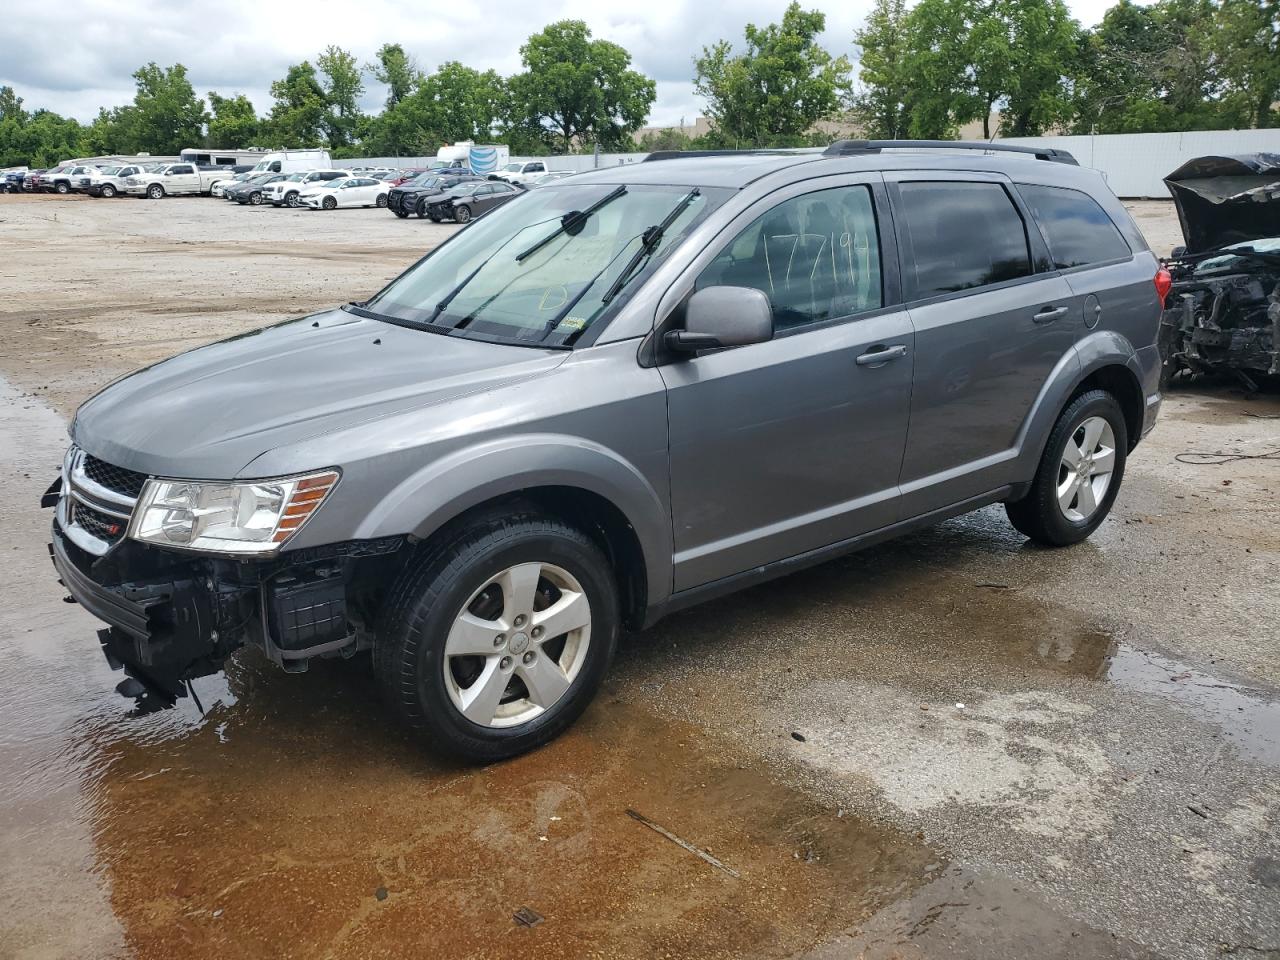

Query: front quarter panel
[250,339,675,605]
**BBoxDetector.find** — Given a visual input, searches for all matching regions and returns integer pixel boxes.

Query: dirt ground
[0,193,1277,960]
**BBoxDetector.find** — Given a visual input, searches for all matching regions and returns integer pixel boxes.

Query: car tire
[285,191,299,208]
[55,181,69,194]
[100,184,116,198]
[249,192,264,205]
[376,194,388,208]
[394,208,409,219]
[453,204,472,224]
[1005,388,1128,547]
[147,184,164,200]
[376,512,619,762]
[429,215,442,223]
[322,195,337,210]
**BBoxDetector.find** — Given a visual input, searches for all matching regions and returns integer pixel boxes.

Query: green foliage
[695,2,851,146]
[506,20,656,152]
[369,43,420,109]
[264,61,328,147]
[0,94,85,168]
[206,92,260,149]
[853,0,913,138]
[317,46,364,147]
[1213,0,1280,128]
[363,62,504,155]
[123,62,207,153]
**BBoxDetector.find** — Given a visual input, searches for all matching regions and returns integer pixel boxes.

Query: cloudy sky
[0,0,1117,129]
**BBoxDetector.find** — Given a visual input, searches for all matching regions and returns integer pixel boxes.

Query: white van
[248,150,333,176]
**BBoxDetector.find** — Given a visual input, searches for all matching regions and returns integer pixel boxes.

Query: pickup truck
[46,164,100,194]
[81,163,151,198]
[123,163,227,199]
[495,159,552,185]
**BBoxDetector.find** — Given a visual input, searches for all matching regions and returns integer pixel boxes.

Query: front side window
[1018,183,1131,269]
[696,184,883,331]
[170,165,193,175]
[365,183,724,347]
[898,181,1032,300]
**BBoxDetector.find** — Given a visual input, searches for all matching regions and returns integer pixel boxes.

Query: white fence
[998,129,1280,198]
[343,129,1280,197]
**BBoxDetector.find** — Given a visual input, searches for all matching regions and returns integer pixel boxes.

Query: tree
[126,62,207,153]
[369,43,419,109]
[317,45,365,147]
[853,0,913,138]
[507,20,655,152]
[207,92,260,148]
[363,62,503,156]
[696,3,852,147]
[1214,0,1280,127]
[998,0,1081,135]
[265,61,328,147]
[0,86,23,123]
[897,0,977,138]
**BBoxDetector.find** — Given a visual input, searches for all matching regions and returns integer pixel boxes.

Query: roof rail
[823,139,1079,165]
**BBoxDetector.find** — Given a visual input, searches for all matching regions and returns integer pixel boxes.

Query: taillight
[1154,267,1172,304]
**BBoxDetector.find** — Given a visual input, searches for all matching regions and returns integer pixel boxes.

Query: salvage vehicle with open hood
[46,140,1164,761]
[1159,153,1280,387]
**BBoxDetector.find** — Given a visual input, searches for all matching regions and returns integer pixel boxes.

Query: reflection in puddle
[86,678,938,959]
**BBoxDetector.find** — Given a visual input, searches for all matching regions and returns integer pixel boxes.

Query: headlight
[129,470,339,555]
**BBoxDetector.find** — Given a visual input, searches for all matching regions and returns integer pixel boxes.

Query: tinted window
[169,165,193,175]
[899,181,1032,299]
[696,184,883,331]
[1018,184,1131,269]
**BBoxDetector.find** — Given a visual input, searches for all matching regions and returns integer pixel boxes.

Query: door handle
[855,344,908,366]
[1033,306,1069,323]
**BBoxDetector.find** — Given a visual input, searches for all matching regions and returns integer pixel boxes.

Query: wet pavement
[2,197,1279,959]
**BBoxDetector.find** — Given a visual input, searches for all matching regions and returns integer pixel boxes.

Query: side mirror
[666,286,774,353]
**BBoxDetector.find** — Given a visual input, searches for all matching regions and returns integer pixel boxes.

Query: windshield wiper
[515,186,627,263]
[600,189,700,304]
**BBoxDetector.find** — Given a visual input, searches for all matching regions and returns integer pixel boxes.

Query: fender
[1014,328,1142,478]
[352,433,674,606]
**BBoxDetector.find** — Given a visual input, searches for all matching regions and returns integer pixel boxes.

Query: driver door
[659,176,914,591]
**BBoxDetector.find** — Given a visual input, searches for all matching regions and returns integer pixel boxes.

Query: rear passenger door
[888,173,1075,516]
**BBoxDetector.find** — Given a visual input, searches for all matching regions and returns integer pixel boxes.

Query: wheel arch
[352,435,673,623]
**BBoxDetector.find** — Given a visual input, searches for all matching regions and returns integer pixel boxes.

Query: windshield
[503,163,523,172]
[363,182,724,348]
[284,173,306,182]
[1194,236,1280,274]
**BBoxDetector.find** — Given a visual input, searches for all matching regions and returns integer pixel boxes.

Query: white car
[298,176,389,210]
[266,170,351,207]
[210,173,251,198]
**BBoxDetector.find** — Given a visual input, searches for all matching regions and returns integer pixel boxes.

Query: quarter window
[898,181,1032,299]
[696,185,883,331]
[1018,183,1131,269]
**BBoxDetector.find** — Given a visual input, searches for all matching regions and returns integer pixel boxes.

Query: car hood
[72,308,569,479]
[1164,153,1280,254]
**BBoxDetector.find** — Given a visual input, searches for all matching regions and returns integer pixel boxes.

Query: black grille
[82,454,148,498]
[74,503,127,543]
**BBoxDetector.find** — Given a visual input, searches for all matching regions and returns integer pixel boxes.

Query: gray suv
[46,141,1165,760]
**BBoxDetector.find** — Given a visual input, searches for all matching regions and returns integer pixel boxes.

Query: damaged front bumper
[44,462,404,709]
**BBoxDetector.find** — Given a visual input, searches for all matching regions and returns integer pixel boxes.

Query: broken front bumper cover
[49,511,405,710]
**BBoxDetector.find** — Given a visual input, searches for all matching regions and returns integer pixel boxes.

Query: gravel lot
[0,192,1277,960]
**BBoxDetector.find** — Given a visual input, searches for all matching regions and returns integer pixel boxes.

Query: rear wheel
[55,181,69,194]
[376,194,388,208]
[377,514,618,761]
[322,195,337,210]
[1005,389,1128,546]
[394,208,409,219]
[249,191,264,205]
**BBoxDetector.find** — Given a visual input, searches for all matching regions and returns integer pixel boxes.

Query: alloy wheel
[442,562,592,728]
[1057,415,1116,522]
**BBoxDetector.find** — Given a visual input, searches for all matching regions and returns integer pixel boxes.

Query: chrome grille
[59,446,145,556]
[81,453,148,498]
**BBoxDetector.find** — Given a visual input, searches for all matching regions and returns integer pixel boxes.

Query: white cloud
[0,0,1118,126]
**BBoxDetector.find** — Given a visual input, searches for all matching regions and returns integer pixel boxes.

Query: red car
[386,168,429,186]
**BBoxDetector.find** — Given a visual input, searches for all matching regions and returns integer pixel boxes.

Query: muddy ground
[0,193,1277,960]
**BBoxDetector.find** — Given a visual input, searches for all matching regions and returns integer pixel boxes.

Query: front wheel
[322,195,337,210]
[376,194,387,208]
[1005,389,1128,546]
[147,184,164,200]
[453,204,472,224]
[376,515,619,761]
[249,191,264,205]
[285,191,299,208]
[394,208,409,219]
[100,184,116,198]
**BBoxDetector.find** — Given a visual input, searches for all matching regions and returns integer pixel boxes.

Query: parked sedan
[298,176,389,210]
[225,174,287,205]
[387,172,483,218]
[422,180,523,223]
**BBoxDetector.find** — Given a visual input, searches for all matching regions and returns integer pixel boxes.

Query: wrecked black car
[1160,154,1280,387]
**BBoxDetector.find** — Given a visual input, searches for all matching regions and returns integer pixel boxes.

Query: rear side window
[898,181,1032,299]
[697,184,883,331]
[1018,184,1131,269]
